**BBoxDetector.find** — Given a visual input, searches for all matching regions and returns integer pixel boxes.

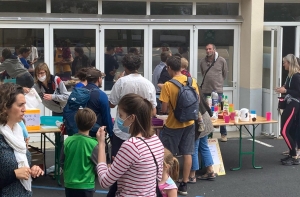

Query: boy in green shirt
[61,108,99,197]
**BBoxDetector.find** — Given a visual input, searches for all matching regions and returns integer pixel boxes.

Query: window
[196,3,239,15]
[51,0,98,14]
[0,0,46,13]
[265,3,300,22]
[102,1,146,15]
[151,2,192,15]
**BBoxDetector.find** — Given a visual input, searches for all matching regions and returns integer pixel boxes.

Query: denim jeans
[191,135,214,171]
[203,93,227,136]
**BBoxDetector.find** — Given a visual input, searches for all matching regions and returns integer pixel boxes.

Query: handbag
[138,137,163,197]
[278,96,286,110]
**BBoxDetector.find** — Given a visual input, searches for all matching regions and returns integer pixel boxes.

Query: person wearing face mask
[33,63,70,116]
[0,48,34,88]
[84,67,113,139]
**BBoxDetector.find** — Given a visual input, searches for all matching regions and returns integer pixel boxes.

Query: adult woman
[0,83,44,196]
[72,47,91,75]
[0,48,34,88]
[54,40,73,81]
[96,93,164,196]
[33,63,69,116]
[276,54,300,165]
[18,47,31,70]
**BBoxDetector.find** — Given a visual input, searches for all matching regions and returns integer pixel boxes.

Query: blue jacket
[84,83,113,137]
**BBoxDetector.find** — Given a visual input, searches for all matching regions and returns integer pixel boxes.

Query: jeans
[203,93,227,136]
[191,135,214,171]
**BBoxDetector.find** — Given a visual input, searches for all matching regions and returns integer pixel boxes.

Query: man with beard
[199,43,228,142]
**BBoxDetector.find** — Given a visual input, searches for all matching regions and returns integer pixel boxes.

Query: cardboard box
[24,108,41,131]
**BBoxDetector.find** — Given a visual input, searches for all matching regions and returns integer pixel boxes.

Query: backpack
[63,87,96,136]
[169,77,199,122]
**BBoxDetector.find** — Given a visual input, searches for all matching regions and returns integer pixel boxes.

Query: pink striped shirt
[97,135,164,197]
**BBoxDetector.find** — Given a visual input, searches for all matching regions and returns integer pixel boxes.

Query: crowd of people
[2,41,299,197]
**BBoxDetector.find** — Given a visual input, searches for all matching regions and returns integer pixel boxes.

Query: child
[159,148,179,197]
[61,108,99,197]
[19,120,30,146]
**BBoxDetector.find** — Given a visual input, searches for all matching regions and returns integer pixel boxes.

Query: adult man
[160,56,199,196]
[108,53,157,196]
[104,45,119,90]
[152,51,171,113]
[84,67,113,138]
[199,43,228,142]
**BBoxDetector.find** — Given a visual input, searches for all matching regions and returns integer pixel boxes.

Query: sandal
[177,176,196,184]
[282,150,289,156]
[197,172,216,181]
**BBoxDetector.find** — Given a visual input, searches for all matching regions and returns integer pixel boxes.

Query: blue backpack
[169,77,199,122]
[63,88,98,136]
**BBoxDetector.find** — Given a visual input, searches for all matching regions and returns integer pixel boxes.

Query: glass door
[195,25,239,108]
[100,25,148,91]
[49,24,99,90]
[262,26,283,138]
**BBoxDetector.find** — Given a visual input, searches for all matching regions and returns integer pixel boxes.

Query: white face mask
[38,75,46,82]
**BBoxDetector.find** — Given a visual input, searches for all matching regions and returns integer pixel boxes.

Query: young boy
[61,108,99,197]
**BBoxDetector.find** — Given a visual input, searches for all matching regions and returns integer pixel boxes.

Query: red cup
[230,112,235,120]
[266,112,271,121]
[214,105,219,112]
[224,115,230,123]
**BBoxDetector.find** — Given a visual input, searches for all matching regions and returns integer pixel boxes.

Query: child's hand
[96,126,106,143]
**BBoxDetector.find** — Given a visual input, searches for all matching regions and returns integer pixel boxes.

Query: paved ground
[31,136,300,197]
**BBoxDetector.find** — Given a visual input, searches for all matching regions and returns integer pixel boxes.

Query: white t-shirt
[109,73,157,140]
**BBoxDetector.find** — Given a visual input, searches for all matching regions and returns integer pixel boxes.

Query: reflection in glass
[151,2,192,15]
[53,29,96,82]
[196,3,239,15]
[265,3,300,22]
[104,29,144,91]
[0,28,44,80]
[152,30,190,72]
[51,0,97,14]
[197,30,234,87]
[102,1,146,15]
[0,0,46,13]
[262,31,277,89]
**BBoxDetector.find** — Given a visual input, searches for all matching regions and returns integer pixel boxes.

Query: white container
[206,96,212,108]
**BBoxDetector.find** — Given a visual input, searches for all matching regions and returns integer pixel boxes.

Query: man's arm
[99,92,114,137]
[222,59,228,80]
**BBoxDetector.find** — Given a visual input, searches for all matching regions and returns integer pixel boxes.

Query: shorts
[160,124,195,156]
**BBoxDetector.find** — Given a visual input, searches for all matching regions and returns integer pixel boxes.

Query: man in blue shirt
[84,68,113,138]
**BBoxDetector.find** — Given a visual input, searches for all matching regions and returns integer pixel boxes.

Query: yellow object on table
[24,108,41,131]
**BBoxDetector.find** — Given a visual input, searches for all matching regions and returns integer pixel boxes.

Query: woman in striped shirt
[96,93,164,196]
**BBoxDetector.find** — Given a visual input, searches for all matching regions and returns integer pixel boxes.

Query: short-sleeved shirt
[159,176,177,197]
[159,75,199,129]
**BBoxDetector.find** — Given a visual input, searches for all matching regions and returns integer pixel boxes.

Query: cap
[86,68,105,79]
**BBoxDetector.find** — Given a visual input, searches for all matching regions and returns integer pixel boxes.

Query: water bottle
[223,95,229,113]
[220,95,225,110]
[211,91,219,107]
[206,96,212,108]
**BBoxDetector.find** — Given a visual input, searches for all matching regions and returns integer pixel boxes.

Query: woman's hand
[43,94,52,100]
[96,126,106,144]
[23,87,30,94]
[275,87,287,94]
[30,165,44,178]
[14,167,31,180]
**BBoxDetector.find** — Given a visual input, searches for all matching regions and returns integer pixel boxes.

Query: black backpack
[169,77,199,122]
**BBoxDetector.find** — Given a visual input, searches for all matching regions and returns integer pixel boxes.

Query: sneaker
[221,135,227,142]
[280,155,291,162]
[282,157,300,165]
[178,182,188,196]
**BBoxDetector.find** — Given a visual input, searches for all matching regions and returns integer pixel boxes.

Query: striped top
[97,135,164,197]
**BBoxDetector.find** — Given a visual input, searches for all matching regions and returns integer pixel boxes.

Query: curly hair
[0,83,24,125]
[122,54,141,72]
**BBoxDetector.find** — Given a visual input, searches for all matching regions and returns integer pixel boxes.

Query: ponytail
[169,157,179,181]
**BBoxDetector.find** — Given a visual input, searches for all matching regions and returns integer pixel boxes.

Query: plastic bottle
[206,96,212,108]
[223,95,229,113]
[220,95,225,110]
[211,91,219,107]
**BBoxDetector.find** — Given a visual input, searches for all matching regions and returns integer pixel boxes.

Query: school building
[0,0,299,139]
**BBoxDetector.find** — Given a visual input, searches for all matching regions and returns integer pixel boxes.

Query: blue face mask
[117,115,131,133]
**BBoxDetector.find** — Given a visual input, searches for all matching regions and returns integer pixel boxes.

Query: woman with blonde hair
[276,54,300,165]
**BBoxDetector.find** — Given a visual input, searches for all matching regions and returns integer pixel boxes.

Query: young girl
[159,148,179,197]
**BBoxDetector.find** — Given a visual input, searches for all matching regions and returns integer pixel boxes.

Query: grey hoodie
[0,58,28,78]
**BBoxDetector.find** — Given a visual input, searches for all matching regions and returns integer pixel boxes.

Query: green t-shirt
[63,134,98,189]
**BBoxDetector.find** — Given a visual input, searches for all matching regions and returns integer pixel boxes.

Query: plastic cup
[229,104,234,112]
[234,116,239,124]
[224,115,230,123]
[230,112,235,120]
[266,112,272,121]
